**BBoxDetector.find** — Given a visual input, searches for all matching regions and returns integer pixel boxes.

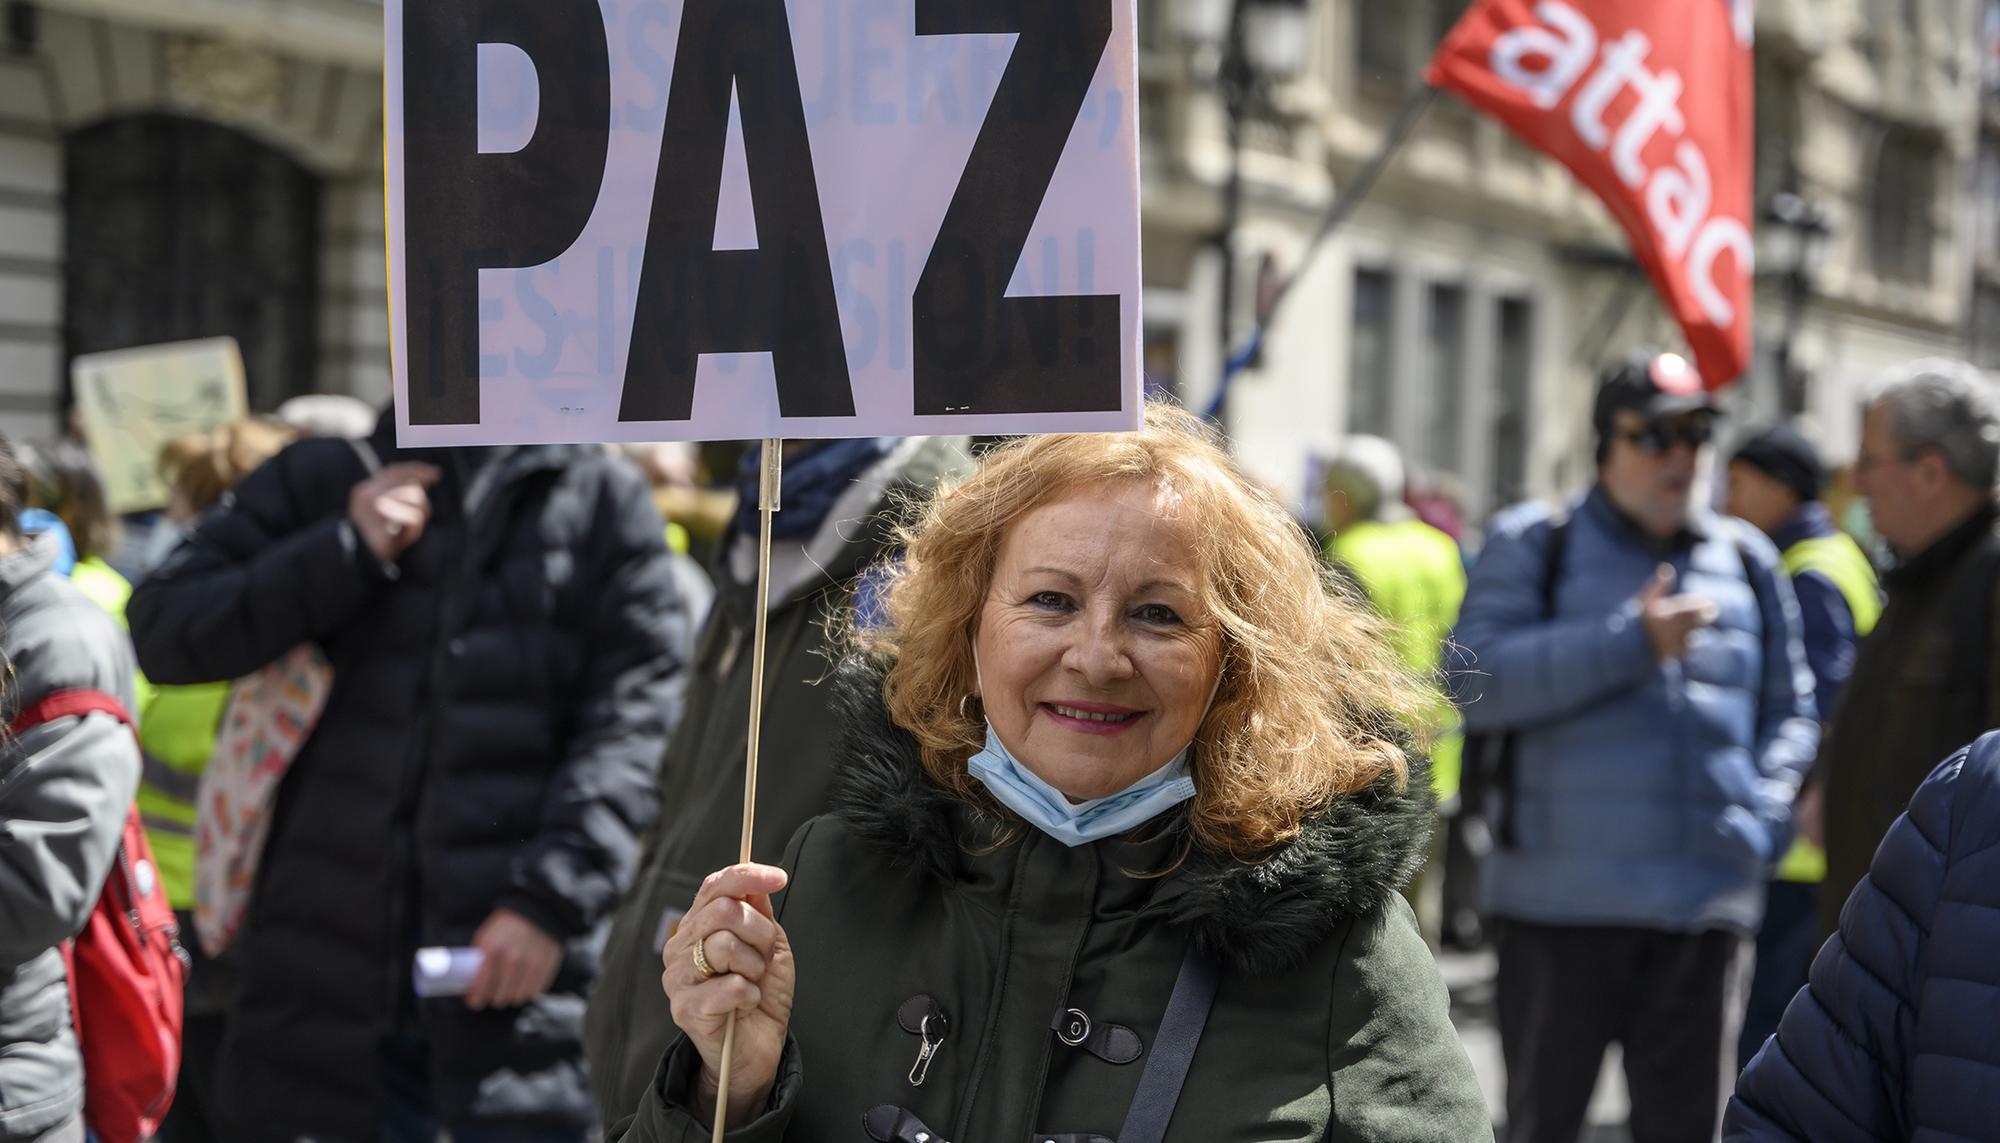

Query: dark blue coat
[1726,731,2000,1142]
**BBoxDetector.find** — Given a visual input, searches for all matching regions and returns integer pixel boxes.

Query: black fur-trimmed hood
[825,656,1437,977]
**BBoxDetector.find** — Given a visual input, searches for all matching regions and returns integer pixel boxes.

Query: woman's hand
[662,863,794,1129]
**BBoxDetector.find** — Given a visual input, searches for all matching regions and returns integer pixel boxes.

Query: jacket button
[448,639,467,656]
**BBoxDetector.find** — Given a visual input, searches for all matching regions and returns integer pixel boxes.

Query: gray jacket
[0,533,141,1141]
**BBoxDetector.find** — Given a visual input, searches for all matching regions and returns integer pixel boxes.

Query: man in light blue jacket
[1451,352,1819,1143]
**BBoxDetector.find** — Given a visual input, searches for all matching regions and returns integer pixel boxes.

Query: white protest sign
[72,338,250,514]
[386,0,1142,446]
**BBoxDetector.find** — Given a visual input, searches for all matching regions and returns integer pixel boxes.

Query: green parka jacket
[612,657,1492,1143]
[587,438,972,1124]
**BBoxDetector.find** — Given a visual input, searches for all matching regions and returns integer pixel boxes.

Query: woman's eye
[1029,591,1072,610]
[1134,603,1181,625]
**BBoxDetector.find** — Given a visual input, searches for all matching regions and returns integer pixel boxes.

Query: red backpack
[14,690,188,1143]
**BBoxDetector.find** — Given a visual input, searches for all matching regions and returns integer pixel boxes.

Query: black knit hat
[1730,425,1826,503]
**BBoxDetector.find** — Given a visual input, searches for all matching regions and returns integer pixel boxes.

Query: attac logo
[1429,0,1753,390]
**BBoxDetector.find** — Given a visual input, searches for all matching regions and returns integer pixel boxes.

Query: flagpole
[1207,83,1438,420]
[712,437,781,1143]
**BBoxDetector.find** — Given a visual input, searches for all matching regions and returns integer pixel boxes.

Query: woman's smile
[1041,700,1147,736]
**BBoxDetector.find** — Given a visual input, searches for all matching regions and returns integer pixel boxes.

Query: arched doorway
[63,114,322,412]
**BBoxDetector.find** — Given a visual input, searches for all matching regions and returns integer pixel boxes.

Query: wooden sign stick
[713,437,781,1142]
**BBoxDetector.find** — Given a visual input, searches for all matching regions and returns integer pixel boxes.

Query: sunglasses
[1616,418,1713,455]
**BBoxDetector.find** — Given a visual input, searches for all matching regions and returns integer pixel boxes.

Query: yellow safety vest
[135,682,230,910]
[1781,534,1882,639]
[1775,532,1882,884]
[70,557,132,627]
[1328,519,1467,797]
[66,558,207,909]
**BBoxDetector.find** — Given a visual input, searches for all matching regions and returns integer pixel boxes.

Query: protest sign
[386,0,1144,446]
[72,338,250,514]
[1429,0,1754,390]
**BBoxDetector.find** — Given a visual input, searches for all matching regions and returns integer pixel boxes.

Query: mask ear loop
[1184,655,1228,761]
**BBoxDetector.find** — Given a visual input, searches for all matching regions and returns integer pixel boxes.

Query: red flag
[1427,0,1754,390]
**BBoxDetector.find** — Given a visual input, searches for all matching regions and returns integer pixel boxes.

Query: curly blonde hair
[856,403,1432,859]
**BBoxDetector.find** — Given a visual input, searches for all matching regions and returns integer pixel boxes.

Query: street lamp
[1763,192,1833,417]
[1170,0,1311,422]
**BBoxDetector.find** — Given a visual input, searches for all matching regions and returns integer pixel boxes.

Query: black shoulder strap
[1115,943,1222,1143]
[1539,515,1571,615]
[1730,532,1773,623]
[1489,514,1569,847]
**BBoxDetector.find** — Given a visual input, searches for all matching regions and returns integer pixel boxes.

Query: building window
[1137,0,1165,53]
[1870,127,1939,285]
[1975,284,2000,370]
[1422,283,1466,470]
[1754,63,1802,211]
[1978,145,2000,267]
[1355,0,1412,91]
[1430,0,1472,48]
[1493,297,1535,506]
[64,114,322,412]
[1348,268,1395,437]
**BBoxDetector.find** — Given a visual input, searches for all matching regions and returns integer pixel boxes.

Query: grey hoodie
[0,532,141,1141]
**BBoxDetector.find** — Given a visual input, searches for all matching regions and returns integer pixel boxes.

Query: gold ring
[691,936,716,979]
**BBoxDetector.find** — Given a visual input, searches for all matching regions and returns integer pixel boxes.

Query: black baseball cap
[1593,351,1716,437]
[1730,424,1827,503]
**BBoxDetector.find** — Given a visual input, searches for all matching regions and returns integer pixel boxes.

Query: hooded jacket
[585,437,970,1125]
[612,656,1491,1142]
[1726,731,2000,1142]
[127,413,690,1139]
[0,533,142,1141]
[1451,487,1819,933]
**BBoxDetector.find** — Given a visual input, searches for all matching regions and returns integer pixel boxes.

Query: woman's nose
[1064,613,1134,682]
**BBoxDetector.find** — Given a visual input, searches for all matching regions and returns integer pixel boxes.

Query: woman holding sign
[624,406,1489,1142]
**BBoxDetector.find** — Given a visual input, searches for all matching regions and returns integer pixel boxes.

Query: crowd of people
[0,352,1996,1143]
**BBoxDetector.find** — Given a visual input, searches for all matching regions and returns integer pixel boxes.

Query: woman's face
[973,479,1223,802]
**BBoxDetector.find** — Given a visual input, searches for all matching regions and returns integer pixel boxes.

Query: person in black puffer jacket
[1727,730,2000,1142]
[128,409,690,1143]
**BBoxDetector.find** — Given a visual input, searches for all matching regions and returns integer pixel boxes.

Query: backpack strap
[12,689,136,735]
[1539,516,1573,613]
[1486,514,1569,849]
[1114,943,1222,1143]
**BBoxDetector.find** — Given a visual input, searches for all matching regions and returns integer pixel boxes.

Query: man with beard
[1451,352,1818,1143]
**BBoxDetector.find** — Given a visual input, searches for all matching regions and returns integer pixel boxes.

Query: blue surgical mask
[966,725,1197,848]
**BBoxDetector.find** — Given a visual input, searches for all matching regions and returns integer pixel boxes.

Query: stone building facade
[0,0,386,442]
[1143,0,1996,516]
[0,0,1990,509]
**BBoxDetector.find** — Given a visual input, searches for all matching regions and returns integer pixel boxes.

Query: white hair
[1867,359,2000,491]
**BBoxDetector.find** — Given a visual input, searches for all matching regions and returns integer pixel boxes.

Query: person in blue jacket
[1726,730,2000,1143]
[1451,351,1819,1143]
[1723,424,1884,1067]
